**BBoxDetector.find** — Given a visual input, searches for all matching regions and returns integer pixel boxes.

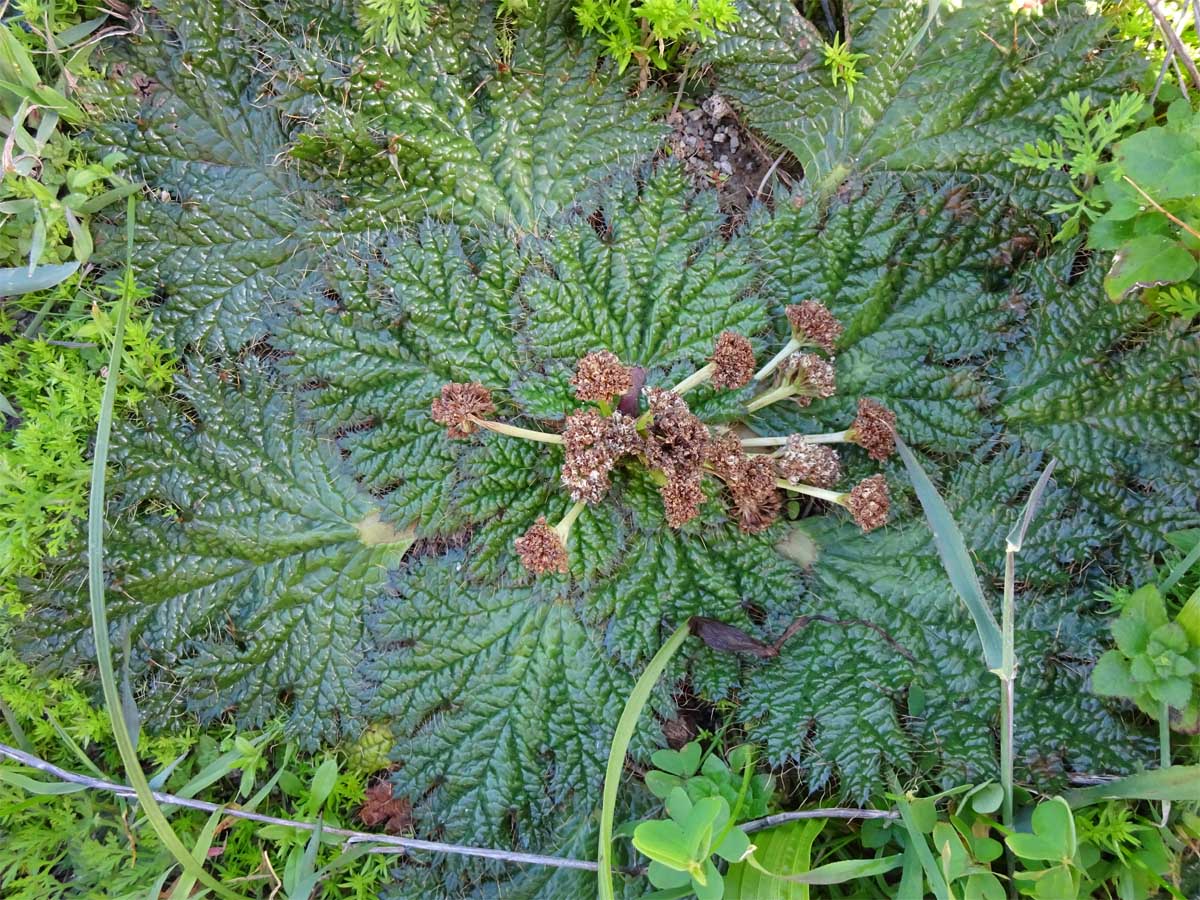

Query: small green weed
[1009,91,1146,241]
[1092,583,1200,731]
[574,0,739,74]
[0,21,136,282]
[0,280,175,611]
[1012,92,1200,314]
[0,649,397,899]
[822,33,868,102]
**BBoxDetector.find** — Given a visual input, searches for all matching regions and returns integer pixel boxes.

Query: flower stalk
[671,362,716,395]
[777,474,890,532]
[746,353,836,413]
[740,400,896,461]
[753,338,804,383]
[555,499,586,542]
[754,301,842,382]
[741,431,846,448]
[776,480,844,504]
[473,417,564,444]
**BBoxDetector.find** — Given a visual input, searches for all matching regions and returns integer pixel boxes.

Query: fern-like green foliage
[23,0,1200,874]
[702,0,1132,201]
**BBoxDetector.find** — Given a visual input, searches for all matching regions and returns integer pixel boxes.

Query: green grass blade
[168,809,225,900]
[888,775,952,900]
[0,260,80,295]
[1161,537,1200,593]
[896,436,1002,671]
[598,620,692,900]
[1064,765,1200,808]
[0,768,89,794]
[87,197,246,900]
[0,698,33,754]
[1006,459,1057,552]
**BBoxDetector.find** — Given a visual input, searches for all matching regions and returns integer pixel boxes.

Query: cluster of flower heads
[432,302,896,576]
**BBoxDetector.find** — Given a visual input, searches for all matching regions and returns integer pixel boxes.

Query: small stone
[702,94,733,120]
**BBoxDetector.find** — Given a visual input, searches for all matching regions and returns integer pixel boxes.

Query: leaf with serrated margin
[88,0,341,353]
[702,0,1133,204]
[292,0,664,233]
[25,364,412,745]
[998,246,1200,568]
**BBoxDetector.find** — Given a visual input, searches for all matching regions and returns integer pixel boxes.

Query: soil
[664,93,777,216]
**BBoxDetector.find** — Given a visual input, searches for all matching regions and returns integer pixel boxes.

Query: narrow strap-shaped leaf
[0,768,88,794]
[87,197,247,900]
[598,620,692,900]
[1064,765,1200,808]
[897,435,1002,671]
[0,260,79,296]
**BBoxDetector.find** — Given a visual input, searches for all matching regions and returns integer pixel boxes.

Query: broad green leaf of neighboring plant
[702,0,1132,202]
[26,365,413,745]
[1091,584,1200,729]
[292,0,664,234]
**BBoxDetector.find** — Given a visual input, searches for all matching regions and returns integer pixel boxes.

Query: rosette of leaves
[1092,585,1200,731]
[22,0,1200,875]
[272,167,811,847]
[701,0,1134,205]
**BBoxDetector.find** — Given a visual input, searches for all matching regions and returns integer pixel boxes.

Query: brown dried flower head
[709,331,756,390]
[515,517,569,575]
[777,438,842,489]
[785,301,843,353]
[571,350,633,403]
[705,432,781,533]
[705,430,745,483]
[779,352,837,406]
[849,398,896,461]
[643,388,710,478]
[560,410,641,504]
[660,472,706,528]
[729,454,782,533]
[845,474,890,532]
[431,382,495,438]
